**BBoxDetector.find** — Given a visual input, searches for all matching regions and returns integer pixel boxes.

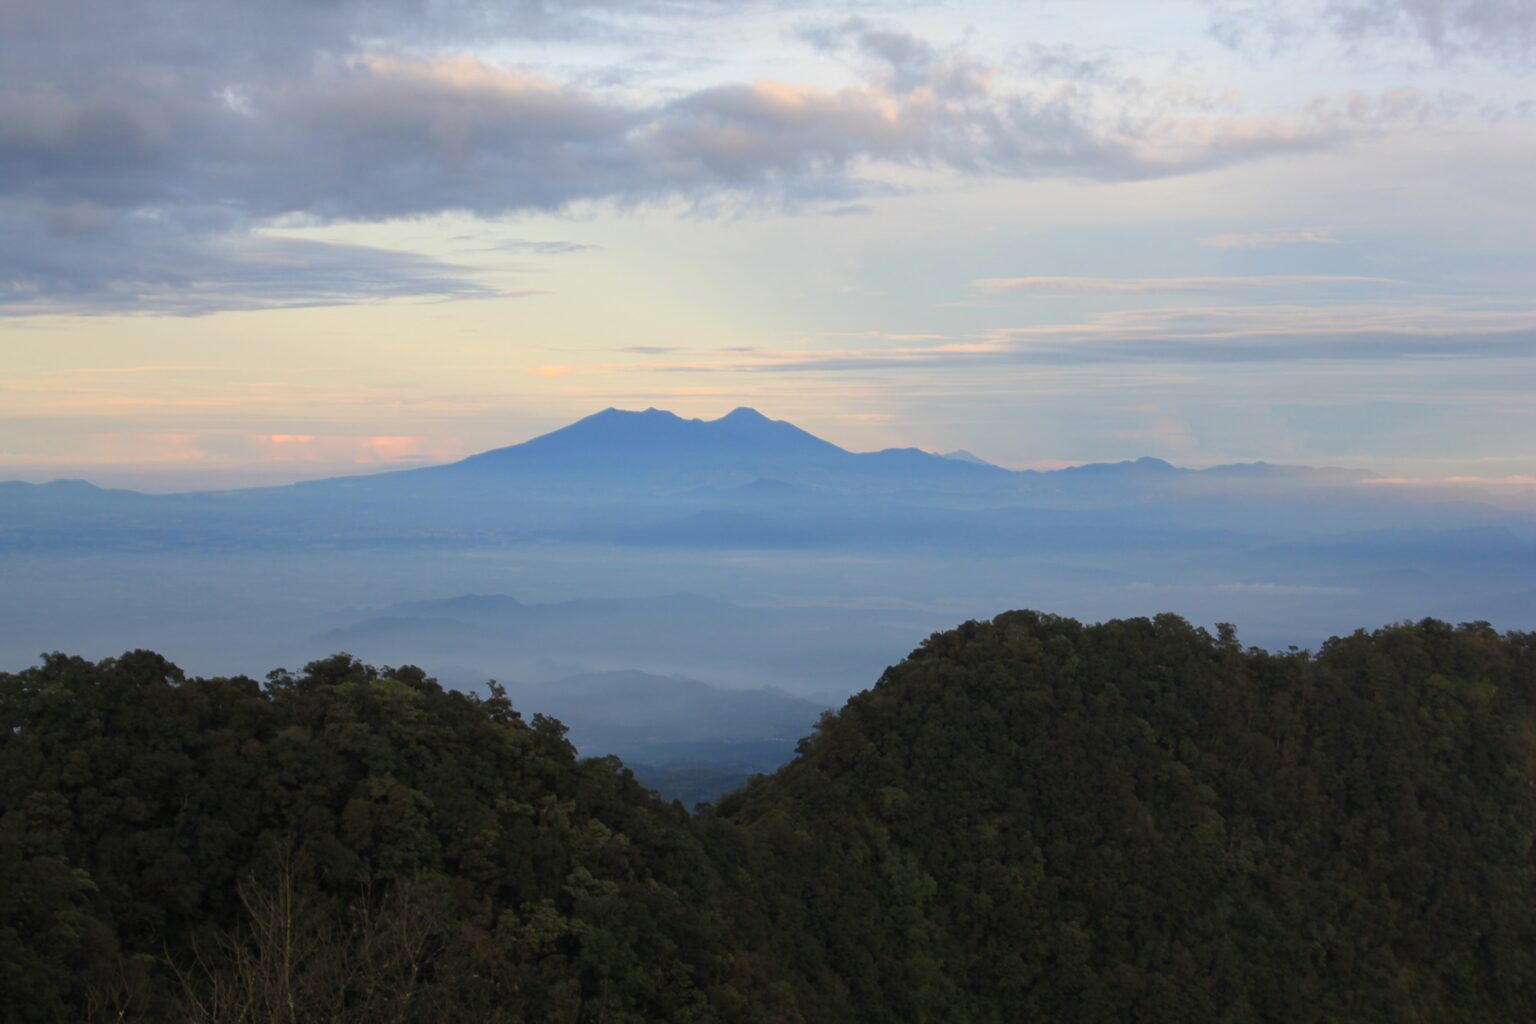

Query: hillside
[715,613,1536,1021]
[3,614,1534,1021]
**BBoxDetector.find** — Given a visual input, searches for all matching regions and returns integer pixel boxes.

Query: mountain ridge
[1,406,1387,497]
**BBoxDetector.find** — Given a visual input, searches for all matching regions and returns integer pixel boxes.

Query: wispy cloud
[0,218,504,316]
[974,275,1400,295]
[633,304,1536,374]
[1199,227,1340,249]
[476,238,601,255]
[1211,0,1536,64]
[1213,582,1362,596]
[1370,474,1536,488]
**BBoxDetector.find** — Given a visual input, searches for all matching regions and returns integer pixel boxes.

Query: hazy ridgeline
[2,406,1533,789]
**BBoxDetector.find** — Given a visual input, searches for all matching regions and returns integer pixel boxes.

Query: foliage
[716,612,1536,1022]
[3,614,1534,1021]
[0,653,733,1022]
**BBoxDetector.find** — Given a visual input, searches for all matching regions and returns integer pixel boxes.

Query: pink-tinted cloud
[1199,227,1340,249]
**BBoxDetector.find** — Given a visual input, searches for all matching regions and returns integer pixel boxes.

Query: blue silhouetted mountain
[940,449,996,467]
[398,405,1007,497]
[1,406,1529,569]
[461,407,842,470]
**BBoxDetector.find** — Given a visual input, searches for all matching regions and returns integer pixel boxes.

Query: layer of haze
[4,402,1533,786]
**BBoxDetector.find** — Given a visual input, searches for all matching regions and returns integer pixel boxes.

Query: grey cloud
[995,329,1536,365]
[799,17,946,94]
[662,306,1536,373]
[0,202,498,316]
[1012,44,1119,84]
[1211,0,1536,63]
[1208,2,1317,55]
[1326,0,1536,62]
[3,3,1355,314]
[480,239,602,254]
[2,33,1335,216]
[746,329,1536,372]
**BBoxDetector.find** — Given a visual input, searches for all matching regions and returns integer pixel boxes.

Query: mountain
[5,405,1518,547]
[716,611,1536,1021]
[940,449,996,467]
[6,613,1534,1021]
[458,406,844,471]
[3,405,1533,673]
[2,406,1506,526]
[290,406,1008,500]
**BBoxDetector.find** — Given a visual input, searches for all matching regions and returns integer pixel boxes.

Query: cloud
[640,304,1536,373]
[479,238,601,255]
[1210,0,1536,64]
[0,203,501,315]
[974,275,1400,295]
[1199,227,1340,249]
[0,5,1364,314]
[248,432,444,466]
[1447,474,1536,486]
[1212,582,1361,595]
[1326,0,1536,62]
[798,16,976,97]
[526,365,576,378]
[986,305,1536,364]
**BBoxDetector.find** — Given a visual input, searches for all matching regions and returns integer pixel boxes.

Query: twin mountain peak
[5,406,1357,497]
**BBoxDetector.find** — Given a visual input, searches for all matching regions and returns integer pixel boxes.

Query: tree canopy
[3,613,1534,1021]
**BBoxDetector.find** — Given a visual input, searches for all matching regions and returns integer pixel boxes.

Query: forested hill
[714,613,1536,1021]
[3,615,1535,1022]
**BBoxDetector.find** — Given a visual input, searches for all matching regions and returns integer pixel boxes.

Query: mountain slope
[461,406,845,469]
[715,612,1536,1022]
[4,614,1535,1021]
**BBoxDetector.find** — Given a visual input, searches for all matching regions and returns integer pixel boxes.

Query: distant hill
[940,449,994,466]
[306,591,937,695]
[510,669,828,755]
[506,668,830,805]
[506,668,829,804]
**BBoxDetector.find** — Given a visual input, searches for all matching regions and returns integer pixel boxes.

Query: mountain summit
[453,406,846,475]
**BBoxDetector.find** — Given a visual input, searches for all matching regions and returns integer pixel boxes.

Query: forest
[3,612,1534,1022]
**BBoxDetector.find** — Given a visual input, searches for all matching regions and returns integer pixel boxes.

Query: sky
[2,0,1534,490]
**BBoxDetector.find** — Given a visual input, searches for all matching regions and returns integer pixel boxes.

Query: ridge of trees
[3,613,1533,1021]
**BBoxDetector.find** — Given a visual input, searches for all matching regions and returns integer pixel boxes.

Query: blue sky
[1,0,1534,490]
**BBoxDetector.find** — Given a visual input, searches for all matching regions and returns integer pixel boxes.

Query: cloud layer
[641,304,1536,374]
[1,4,1361,315]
